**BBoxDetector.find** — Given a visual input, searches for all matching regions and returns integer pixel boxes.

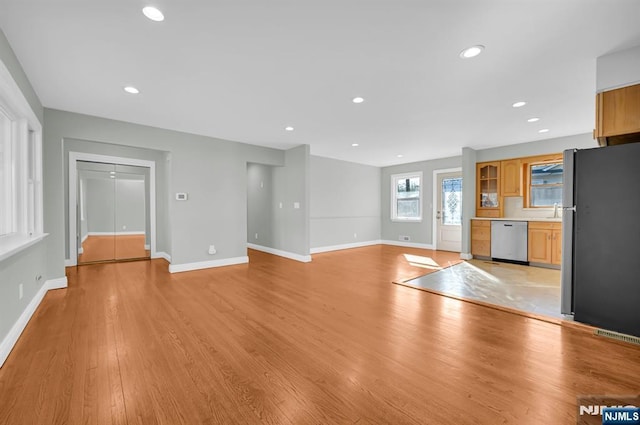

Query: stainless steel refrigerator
[561,143,640,337]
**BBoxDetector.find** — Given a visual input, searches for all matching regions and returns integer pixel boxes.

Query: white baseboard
[81,234,89,244]
[310,240,381,254]
[153,251,171,262]
[169,256,249,273]
[64,258,75,267]
[381,240,435,250]
[87,231,145,236]
[460,252,473,260]
[0,276,68,368]
[78,247,84,254]
[247,243,312,263]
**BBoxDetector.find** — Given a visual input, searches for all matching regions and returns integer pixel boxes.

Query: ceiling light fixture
[285,126,294,131]
[527,117,540,122]
[352,97,364,104]
[351,143,359,147]
[124,86,139,94]
[459,45,485,59]
[539,129,550,133]
[142,6,165,22]
[512,101,527,108]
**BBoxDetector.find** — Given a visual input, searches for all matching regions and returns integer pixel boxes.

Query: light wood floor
[79,235,150,263]
[0,246,638,424]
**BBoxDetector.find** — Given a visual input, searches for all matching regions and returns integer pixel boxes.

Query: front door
[436,172,462,252]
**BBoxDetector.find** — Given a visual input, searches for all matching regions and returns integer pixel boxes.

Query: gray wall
[271,145,311,256]
[114,179,146,234]
[0,29,53,354]
[310,155,381,249]
[45,108,286,272]
[596,45,640,92]
[84,178,145,234]
[86,178,115,232]
[381,156,462,245]
[475,133,597,162]
[247,163,274,246]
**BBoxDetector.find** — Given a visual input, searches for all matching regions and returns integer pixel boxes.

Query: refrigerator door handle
[562,206,576,212]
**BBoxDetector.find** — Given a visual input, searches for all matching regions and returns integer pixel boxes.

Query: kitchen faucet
[553,203,559,218]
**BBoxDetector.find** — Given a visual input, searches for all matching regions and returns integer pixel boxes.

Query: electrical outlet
[208,245,217,255]
[354,233,357,239]
[399,235,411,241]
[122,225,127,230]
[279,202,283,209]
[254,233,258,240]
[19,283,23,300]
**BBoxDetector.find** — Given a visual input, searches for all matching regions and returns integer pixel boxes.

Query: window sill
[391,219,423,223]
[0,233,49,262]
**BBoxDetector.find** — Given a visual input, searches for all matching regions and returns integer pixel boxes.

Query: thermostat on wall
[176,193,188,201]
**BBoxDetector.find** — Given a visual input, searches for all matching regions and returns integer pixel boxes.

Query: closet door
[114,164,149,261]
[77,161,116,264]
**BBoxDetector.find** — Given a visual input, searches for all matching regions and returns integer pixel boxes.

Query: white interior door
[435,171,462,252]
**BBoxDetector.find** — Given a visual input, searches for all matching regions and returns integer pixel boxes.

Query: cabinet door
[597,84,640,138]
[551,228,562,265]
[501,159,521,197]
[476,162,501,215]
[528,227,551,263]
[471,220,491,257]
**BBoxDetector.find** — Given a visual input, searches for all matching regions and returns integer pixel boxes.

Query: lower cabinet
[528,222,562,265]
[471,219,491,257]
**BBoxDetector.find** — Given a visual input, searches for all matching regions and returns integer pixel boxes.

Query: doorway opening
[432,168,462,252]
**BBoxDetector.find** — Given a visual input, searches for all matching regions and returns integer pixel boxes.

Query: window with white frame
[0,60,43,249]
[391,172,422,221]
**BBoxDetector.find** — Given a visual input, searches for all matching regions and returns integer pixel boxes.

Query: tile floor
[399,259,564,319]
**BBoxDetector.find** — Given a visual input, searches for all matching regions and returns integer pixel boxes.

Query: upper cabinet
[476,162,501,217]
[500,159,521,197]
[595,83,640,146]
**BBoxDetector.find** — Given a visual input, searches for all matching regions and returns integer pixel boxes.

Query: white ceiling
[1,0,640,167]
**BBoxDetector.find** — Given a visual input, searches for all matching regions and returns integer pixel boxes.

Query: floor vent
[594,329,640,346]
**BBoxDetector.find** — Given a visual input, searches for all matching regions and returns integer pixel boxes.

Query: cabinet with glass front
[476,162,501,217]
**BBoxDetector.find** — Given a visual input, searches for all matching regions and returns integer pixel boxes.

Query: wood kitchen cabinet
[595,83,640,146]
[500,159,521,197]
[528,222,562,266]
[476,162,501,218]
[471,219,491,258]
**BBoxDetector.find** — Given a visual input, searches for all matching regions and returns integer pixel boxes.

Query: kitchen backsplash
[503,196,562,219]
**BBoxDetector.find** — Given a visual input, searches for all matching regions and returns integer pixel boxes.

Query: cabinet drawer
[471,227,491,241]
[471,220,490,228]
[529,221,562,230]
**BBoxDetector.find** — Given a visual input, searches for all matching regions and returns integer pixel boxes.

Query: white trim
[247,243,312,263]
[169,256,248,273]
[310,240,381,254]
[81,234,89,243]
[153,251,171,262]
[0,276,67,368]
[87,231,146,236]
[460,252,473,260]
[0,233,47,262]
[390,171,423,222]
[78,247,83,254]
[64,258,75,267]
[144,244,151,250]
[68,152,156,266]
[432,167,462,251]
[381,240,435,250]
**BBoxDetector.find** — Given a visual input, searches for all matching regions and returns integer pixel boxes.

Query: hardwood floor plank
[1,245,638,424]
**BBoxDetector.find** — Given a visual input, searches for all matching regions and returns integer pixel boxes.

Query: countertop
[472,217,562,222]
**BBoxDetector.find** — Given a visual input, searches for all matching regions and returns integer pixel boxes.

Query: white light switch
[293,202,300,209]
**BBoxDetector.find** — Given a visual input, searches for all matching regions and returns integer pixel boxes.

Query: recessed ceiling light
[124,86,139,94]
[351,143,359,147]
[352,97,364,104]
[539,129,550,133]
[285,126,294,131]
[142,6,164,22]
[512,101,527,108]
[527,117,540,122]
[459,45,485,59]
[397,154,404,158]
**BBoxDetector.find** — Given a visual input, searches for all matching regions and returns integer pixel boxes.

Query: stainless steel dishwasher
[490,221,528,264]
